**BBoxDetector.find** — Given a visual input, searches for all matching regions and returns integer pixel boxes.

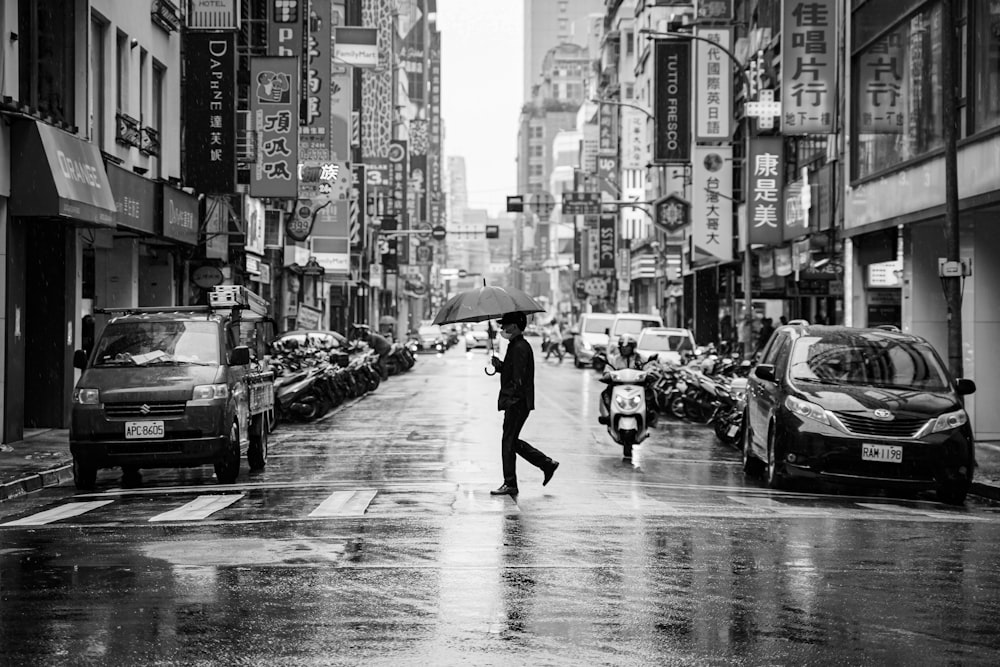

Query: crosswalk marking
[1,500,115,526]
[308,489,377,517]
[148,494,244,522]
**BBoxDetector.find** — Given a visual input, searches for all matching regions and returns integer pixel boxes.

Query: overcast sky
[436,1,524,217]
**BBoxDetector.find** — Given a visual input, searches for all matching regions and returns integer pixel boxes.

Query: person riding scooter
[599,334,641,420]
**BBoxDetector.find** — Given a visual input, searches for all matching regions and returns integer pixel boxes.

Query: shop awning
[9,120,116,227]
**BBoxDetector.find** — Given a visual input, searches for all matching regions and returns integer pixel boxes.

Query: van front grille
[104,402,187,419]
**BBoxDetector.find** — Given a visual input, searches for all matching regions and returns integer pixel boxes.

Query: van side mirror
[955,378,976,395]
[754,364,776,382]
[73,349,89,370]
[604,328,610,336]
[229,346,252,366]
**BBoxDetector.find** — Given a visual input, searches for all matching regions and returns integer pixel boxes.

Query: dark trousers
[501,402,551,489]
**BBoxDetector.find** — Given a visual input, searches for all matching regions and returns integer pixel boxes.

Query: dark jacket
[497,334,534,411]
[369,333,392,357]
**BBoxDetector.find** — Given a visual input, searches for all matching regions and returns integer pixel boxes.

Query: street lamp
[638,27,766,358]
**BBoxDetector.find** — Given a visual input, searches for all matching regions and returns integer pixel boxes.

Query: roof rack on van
[96,285,269,319]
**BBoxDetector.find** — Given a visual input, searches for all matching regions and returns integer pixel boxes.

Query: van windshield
[93,321,220,367]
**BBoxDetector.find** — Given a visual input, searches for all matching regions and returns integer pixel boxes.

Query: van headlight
[932,409,968,433]
[784,395,830,425]
[73,388,100,405]
[192,384,229,400]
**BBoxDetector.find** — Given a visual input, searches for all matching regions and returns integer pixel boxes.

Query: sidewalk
[3,428,1000,502]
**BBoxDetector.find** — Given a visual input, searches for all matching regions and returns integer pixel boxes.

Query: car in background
[571,312,616,368]
[464,321,493,351]
[414,324,446,354]
[635,327,696,365]
[742,323,977,504]
[606,312,664,355]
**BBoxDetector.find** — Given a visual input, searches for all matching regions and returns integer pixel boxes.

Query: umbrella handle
[485,327,498,376]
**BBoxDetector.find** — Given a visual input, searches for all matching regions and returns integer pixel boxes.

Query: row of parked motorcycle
[267,337,416,423]
[594,347,752,459]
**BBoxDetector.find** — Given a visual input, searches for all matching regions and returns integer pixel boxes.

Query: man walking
[489,311,559,496]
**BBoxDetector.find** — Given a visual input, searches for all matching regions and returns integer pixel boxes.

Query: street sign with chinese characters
[562,191,602,215]
[692,146,733,264]
[695,27,733,142]
[250,57,299,197]
[748,137,785,245]
[857,32,904,134]
[780,0,836,134]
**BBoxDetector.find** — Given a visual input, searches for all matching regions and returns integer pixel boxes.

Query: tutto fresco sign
[654,41,692,164]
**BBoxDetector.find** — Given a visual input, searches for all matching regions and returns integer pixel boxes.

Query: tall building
[523,0,605,100]
[446,156,469,226]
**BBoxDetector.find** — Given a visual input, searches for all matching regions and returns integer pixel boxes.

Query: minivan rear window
[614,319,661,335]
[93,321,220,367]
[583,317,614,333]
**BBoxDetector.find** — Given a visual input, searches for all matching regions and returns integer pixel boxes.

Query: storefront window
[853,3,943,180]
[974,0,1000,131]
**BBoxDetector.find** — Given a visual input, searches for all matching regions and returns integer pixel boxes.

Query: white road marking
[2,500,115,526]
[148,494,244,522]
[855,502,988,522]
[308,489,378,517]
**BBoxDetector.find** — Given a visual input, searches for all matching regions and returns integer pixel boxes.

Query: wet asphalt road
[3,342,1000,666]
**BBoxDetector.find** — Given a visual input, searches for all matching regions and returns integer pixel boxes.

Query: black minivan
[742,323,976,504]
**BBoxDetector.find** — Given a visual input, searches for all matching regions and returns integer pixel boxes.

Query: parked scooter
[594,351,660,459]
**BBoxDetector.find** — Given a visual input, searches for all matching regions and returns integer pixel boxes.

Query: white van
[607,312,664,355]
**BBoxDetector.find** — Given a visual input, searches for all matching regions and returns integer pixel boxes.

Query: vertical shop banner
[748,137,784,245]
[300,0,332,160]
[654,41,691,164]
[781,0,836,134]
[250,57,299,198]
[379,215,398,274]
[599,103,617,154]
[268,0,303,56]
[330,3,353,159]
[621,107,648,170]
[428,33,443,227]
[857,32,904,134]
[598,154,618,211]
[387,140,409,264]
[782,170,811,241]
[695,28,732,142]
[350,164,366,252]
[598,214,616,270]
[183,33,235,193]
[692,146,733,263]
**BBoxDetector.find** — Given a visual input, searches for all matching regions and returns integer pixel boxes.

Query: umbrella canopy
[432,285,546,325]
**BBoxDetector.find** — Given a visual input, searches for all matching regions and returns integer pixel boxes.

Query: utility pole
[941,0,963,378]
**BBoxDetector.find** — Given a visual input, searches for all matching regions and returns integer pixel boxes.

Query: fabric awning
[9,120,116,227]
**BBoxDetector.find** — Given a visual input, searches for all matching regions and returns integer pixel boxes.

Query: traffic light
[485,224,499,239]
[506,195,524,212]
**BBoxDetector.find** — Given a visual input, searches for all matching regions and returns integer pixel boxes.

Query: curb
[970,482,1000,503]
[0,464,73,502]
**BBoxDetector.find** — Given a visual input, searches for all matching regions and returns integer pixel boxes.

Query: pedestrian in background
[755,317,775,357]
[489,311,559,496]
[355,324,392,380]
